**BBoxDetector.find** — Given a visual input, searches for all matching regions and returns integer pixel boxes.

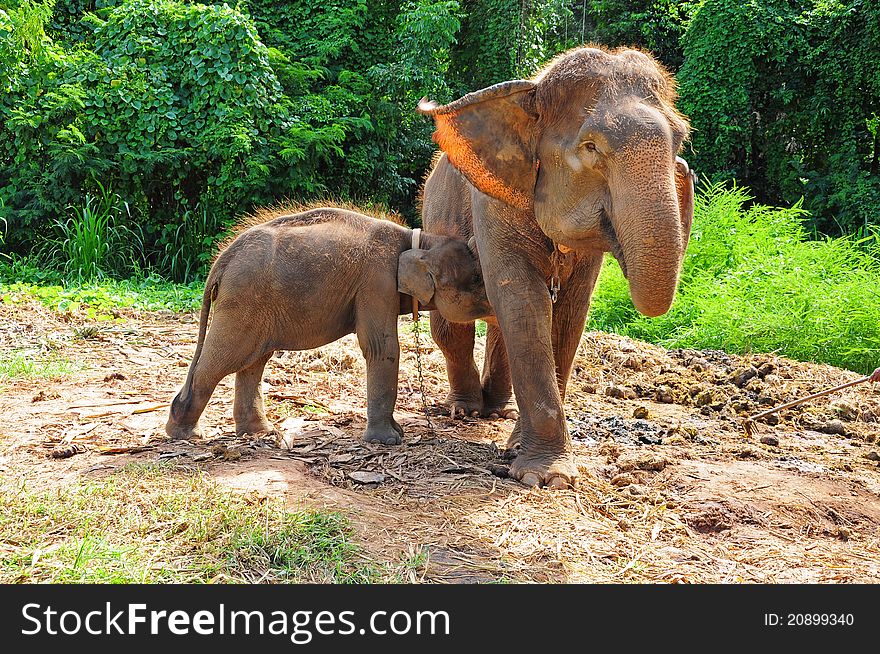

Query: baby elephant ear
[398,250,436,305]
[418,80,538,210]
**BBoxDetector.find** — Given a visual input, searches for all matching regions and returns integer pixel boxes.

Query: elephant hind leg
[234,352,274,435]
[480,322,516,418]
[167,387,209,440]
[166,315,268,440]
[429,310,482,417]
[166,342,235,440]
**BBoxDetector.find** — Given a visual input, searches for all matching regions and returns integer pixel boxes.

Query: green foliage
[0,198,7,253]
[1,261,203,313]
[448,0,697,90]
[0,0,53,62]
[157,204,224,283]
[679,0,880,235]
[450,0,520,89]
[581,1,699,70]
[589,185,880,374]
[1,0,289,256]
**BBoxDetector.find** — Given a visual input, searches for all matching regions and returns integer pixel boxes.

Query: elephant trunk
[611,164,687,318]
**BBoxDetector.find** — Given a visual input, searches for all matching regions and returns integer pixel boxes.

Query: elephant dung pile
[567,331,880,444]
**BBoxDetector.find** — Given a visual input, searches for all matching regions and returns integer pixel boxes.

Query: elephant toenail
[547,476,569,490]
[521,472,541,487]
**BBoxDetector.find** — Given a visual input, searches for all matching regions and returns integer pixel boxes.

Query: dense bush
[1,0,878,303]
[1,0,291,270]
[0,0,462,278]
[589,185,880,374]
[679,0,880,236]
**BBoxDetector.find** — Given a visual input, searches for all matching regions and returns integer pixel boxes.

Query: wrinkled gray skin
[419,47,696,488]
[165,207,491,445]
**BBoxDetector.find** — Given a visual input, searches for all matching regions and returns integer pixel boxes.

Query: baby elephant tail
[168,266,220,423]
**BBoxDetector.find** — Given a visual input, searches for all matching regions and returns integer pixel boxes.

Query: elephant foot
[363,418,403,445]
[165,421,202,441]
[486,406,519,420]
[443,391,483,418]
[481,388,517,420]
[235,418,274,436]
[443,391,518,420]
[484,400,518,420]
[509,449,579,489]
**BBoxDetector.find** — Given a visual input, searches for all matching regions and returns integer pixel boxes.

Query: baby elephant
[165,206,491,445]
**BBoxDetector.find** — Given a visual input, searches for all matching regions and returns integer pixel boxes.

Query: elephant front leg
[431,312,517,419]
[358,320,403,445]
[551,253,604,400]
[507,253,603,452]
[477,243,578,488]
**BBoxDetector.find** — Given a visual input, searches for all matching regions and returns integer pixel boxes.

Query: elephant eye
[582,141,597,152]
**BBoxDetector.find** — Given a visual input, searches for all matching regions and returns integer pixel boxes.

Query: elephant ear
[418,81,538,210]
[674,156,696,250]
[398,250,435,306]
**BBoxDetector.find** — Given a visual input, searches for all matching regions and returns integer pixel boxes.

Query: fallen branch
[742,367,880,437]
[97,445,155,455]
[267,393,331,411]
[131,403,169,414]
[67,399,150,410]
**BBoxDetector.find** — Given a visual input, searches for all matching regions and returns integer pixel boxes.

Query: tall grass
[39,180,143,281]
[158,203,223,283]
[0,350,83,380]
[589,184,880,374]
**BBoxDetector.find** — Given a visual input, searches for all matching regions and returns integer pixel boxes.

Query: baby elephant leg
[166,331,243,440]
[234,352,274,435]
[357,317,403,445]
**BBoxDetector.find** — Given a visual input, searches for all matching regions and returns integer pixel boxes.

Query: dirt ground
[3,298,880,583]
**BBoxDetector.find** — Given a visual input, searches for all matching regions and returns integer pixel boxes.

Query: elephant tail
[170,263,222,418]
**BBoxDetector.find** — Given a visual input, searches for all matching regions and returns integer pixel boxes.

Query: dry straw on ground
[1,298,880,582]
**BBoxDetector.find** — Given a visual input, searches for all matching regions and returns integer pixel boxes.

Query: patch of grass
[0,350,84,380]
[589,184,880,374]
[395,545,429,583]
[0,463,380,583]
[1,259,203,314]
[37,180,144,281]
[404,316,430,333]
[302,404,330,415]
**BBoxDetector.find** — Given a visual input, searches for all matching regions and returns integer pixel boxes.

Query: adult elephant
[418,46,696,488]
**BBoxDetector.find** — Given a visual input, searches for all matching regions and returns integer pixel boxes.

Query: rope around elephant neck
[412,314,438,439]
